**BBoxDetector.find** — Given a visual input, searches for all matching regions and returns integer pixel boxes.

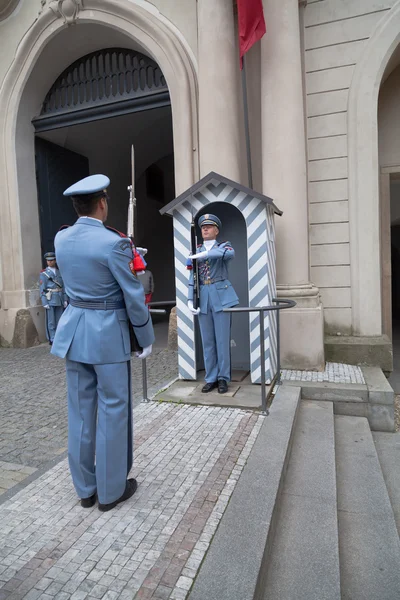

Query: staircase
[189,389,400,600]
[263,402,400,600]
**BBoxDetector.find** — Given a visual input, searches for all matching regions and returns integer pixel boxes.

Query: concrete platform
[153,379,274,411]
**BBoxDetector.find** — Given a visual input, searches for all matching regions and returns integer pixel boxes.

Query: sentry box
[160,172,282,384]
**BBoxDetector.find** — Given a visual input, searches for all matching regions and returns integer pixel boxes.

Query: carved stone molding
[0,0,20,21]
[42,0,83,25]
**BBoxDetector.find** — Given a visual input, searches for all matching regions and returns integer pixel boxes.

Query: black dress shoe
[80,493,96,508]
[202,381,218,393]
[98,478,138,512]
[218,379,228,394]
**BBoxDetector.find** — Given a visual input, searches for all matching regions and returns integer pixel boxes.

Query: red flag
[237,0,266,68]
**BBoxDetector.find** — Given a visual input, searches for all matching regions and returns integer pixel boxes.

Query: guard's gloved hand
[189,250,208,261]
[63,301,68,308]
[136,345,152,359]
[136,247,148,256]
[188,300,200,315]
[44,305,50,309]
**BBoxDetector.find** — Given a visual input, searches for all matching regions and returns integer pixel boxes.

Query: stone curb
[361,366,395,405]
[283,380,368,402]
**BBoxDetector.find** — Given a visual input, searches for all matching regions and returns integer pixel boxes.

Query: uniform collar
[76,216,104,227]
[203,240,218,250]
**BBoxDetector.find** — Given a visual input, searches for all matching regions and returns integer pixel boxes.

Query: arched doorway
[348,0,400,338]
[378,60,400,389]
[0,2,198,345]
[34,47,176,302]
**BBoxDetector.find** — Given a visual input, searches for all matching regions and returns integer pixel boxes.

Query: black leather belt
[69,298,125,310]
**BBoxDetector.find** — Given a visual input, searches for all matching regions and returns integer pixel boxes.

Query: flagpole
[241,54,253,189]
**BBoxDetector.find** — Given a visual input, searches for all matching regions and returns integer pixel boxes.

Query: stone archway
[0,0,198,345]
[348,0,400,337]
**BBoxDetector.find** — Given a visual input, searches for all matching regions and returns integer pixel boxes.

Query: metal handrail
[223,298,296,414]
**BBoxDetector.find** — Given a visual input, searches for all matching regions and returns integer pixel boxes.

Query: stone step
[262,400,341,600]
[373,431,400,537]
[335,416,400,600]
[188,385,301,600]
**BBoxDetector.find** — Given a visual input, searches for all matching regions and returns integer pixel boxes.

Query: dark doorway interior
[388,179,400,392]
[35,138,89,262]
[35,106,175,303]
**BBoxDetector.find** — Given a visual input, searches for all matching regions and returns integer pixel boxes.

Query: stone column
[261,0,324,369]
[197,0,242,181]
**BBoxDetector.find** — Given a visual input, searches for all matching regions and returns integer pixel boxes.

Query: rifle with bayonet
[127,144,146,353]
[190,212,200,310]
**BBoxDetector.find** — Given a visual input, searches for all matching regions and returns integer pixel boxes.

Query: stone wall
[304,0,397,334]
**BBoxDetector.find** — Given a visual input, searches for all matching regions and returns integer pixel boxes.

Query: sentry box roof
[160,172,282,217]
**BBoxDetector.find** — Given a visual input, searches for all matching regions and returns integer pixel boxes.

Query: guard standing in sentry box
[187,214,239,394]
[39,251,67,345]
[51,174,154,512]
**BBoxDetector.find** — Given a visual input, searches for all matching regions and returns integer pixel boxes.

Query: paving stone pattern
[281,362,365,384]
[0,462,37,495]
[0,403,263,600]
[0,345,178,468]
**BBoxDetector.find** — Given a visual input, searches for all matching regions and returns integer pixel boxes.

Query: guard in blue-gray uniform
[39,252,67,345]
[51,174,154,512]
[187,214,239,394]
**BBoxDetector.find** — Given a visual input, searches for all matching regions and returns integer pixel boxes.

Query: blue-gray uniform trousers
[66,359,132,504]
[45,306,64,342]
[199,303,232,383]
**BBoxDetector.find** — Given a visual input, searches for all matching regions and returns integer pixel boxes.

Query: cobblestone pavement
[0,344,178,470]
[0,403,263,600]
[281,362,365,384]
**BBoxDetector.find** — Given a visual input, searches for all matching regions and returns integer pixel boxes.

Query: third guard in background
[138,267,154,305]
[187,214,239,394]
[39,251,67,345]
[51,174,154,512]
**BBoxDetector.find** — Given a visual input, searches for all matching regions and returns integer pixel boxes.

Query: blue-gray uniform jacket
[39,267,66,307]
[188,241,239,313]
[51,217,154,364]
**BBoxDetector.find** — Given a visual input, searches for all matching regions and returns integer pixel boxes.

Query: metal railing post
[142,358,149,402]
[276,304,282,386]
[259,310,268,415]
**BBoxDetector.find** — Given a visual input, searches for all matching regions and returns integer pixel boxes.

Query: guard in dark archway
[39,252,67,345]
[187,214,239,393]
